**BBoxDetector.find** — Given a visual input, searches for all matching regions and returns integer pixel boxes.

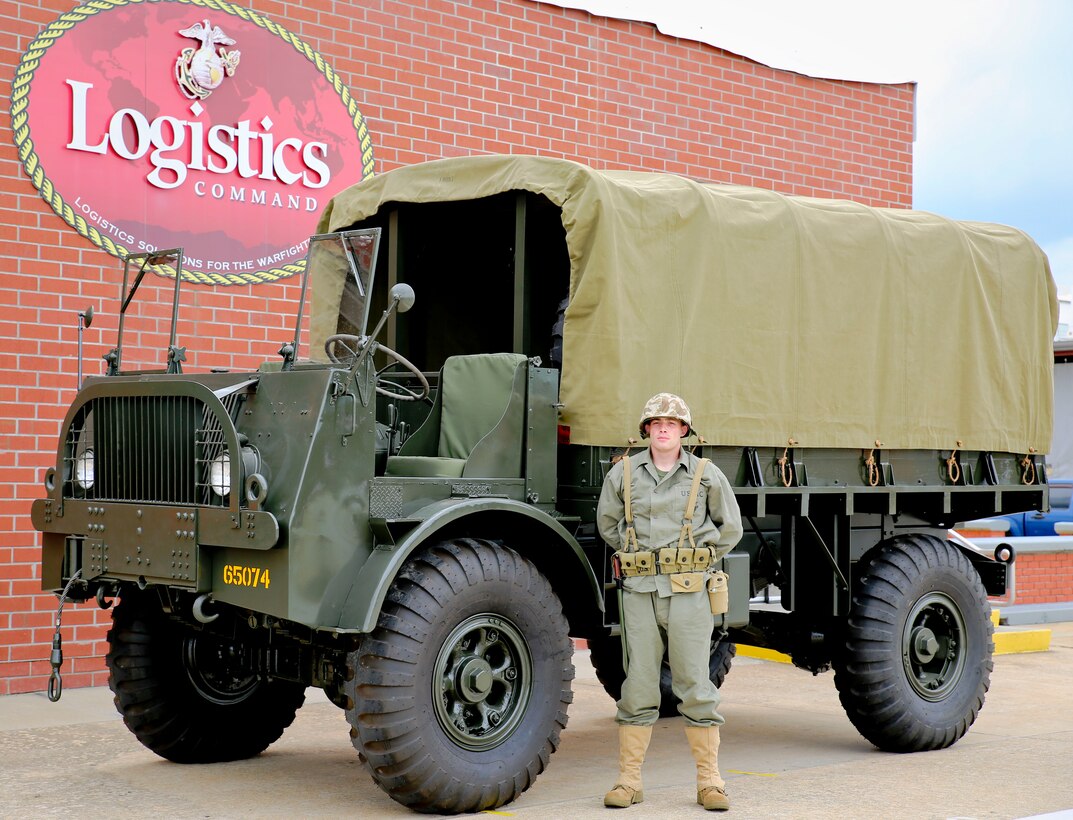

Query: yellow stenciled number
[222,564,270,589]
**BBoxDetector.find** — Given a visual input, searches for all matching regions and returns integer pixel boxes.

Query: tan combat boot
[604,724,653,808]
[684,724,730,811]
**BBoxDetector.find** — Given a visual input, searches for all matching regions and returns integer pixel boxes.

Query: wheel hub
[901,591,967,701]
[911,626,941,663]
[182,635,260,706]
[433,613,533,751]
[457,657,493,702]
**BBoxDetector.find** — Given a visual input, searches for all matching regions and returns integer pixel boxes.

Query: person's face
[646,417,688,456]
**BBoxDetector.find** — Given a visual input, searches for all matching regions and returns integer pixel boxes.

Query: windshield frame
[107,249,186,375]
[291,227,382,369]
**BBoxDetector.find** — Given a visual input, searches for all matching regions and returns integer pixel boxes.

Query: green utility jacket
[597,447,744,594]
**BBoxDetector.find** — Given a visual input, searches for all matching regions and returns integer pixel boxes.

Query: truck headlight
[74,448,95,490]
[208,452,231,497]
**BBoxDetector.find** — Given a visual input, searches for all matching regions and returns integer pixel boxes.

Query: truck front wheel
[833,534,993,752]
[106,588,306,763]
[345,538,574,814]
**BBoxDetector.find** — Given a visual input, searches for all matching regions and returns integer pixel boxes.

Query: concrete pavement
[2,623,1072,819]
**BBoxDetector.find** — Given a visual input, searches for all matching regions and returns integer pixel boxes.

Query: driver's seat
[384,352,528,478]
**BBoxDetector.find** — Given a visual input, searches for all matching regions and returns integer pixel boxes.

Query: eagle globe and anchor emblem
[174,19,241,100]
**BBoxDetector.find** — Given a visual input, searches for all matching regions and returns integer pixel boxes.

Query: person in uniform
[597,393,743,811]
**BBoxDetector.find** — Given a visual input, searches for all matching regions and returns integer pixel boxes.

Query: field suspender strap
[622,456,640,553]
[618,456,636,667]
[676,457,710,551]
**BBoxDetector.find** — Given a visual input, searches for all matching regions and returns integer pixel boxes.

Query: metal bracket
[744,447,764,487]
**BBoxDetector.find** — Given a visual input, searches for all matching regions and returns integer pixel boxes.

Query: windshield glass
[307,228,381,363]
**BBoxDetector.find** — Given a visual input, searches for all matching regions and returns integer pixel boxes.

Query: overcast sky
[543,0,1073,296]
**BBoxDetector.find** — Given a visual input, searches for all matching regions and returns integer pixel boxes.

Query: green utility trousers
[617,585,723,727]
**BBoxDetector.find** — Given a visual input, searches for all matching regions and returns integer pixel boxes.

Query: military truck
[32,155,1056,814]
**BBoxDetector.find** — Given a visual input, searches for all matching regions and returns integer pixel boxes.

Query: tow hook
[192,593,220,624]
[95,585,114,609]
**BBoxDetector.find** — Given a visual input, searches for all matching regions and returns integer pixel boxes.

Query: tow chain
[47,569,83,702]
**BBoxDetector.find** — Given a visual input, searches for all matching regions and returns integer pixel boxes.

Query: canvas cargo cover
[320,155,1057,453]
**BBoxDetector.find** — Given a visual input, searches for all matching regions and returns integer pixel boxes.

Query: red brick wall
[1007,552,1073,605]
[0,0,915,694]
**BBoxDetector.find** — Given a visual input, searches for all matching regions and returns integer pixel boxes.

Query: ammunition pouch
[615,546,714,582]
[657,546,712,574]
[617,550,657,577]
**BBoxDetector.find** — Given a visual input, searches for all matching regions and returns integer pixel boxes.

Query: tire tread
[106,590,305,763]
[833,534,993,752]
[346,539,573,814]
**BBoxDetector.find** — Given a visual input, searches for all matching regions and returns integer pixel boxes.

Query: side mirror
[390,283,416,314]
[78,305,95,388]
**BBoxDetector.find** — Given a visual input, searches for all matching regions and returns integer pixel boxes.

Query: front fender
[334,497,601,633]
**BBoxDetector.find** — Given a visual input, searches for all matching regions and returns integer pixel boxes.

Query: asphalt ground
[2,622,1072,819]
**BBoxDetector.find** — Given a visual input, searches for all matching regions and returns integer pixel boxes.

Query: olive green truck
[32,156,1057,814]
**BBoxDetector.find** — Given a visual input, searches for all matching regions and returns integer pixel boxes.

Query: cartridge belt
[615,546,714,578]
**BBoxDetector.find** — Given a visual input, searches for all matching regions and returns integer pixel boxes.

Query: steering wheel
[324,334,430,401]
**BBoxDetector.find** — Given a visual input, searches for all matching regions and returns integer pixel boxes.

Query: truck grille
[63,392,241,507]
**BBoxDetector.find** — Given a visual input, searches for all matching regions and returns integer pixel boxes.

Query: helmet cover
[639,392,692,438]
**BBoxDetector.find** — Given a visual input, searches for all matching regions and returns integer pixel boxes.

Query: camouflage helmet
[639,392,692,438]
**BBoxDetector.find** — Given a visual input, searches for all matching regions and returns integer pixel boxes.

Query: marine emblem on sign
[174,19,241,100]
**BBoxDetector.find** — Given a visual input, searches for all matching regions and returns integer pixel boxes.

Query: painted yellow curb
[735,645,791,664]
[994,629,1051,654]
[990,609,1051,654]
[735,616,1050,664]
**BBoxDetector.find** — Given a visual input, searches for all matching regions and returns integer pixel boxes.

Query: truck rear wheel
[106,588,306,763]
[833,534,993,752]
[345,538,574,814]
[587,631,735,718]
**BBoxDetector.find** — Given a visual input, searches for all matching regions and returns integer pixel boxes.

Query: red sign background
[18,0,374,284]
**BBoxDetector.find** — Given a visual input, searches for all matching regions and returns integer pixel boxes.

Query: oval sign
[13,0,375,285]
